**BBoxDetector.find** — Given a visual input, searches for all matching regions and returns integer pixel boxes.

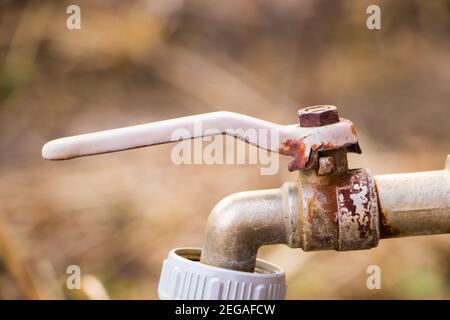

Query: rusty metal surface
[278,120,360,171]
[337,170,379,250]
[199,157,450,272]
[298,168,379,252]
[298,173,339,251]
[298,105,339,127]
[318,156,335,176]
[201,142,383,272]
[279,105,359,172]
[375,157,450,238]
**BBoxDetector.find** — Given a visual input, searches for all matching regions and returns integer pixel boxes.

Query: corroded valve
[42,106,450,280]
[200,106,380,271]
[294,106,378,252]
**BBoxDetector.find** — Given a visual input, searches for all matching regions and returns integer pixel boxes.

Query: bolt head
[298,105,339,127]
[318,156,335,176]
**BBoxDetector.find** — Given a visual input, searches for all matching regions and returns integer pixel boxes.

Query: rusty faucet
[42,105,450,299]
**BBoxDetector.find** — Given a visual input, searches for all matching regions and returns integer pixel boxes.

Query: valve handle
[42,110,359,171]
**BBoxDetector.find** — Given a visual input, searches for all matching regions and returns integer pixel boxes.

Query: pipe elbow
[205,193,257,247]
[200,183,298,272]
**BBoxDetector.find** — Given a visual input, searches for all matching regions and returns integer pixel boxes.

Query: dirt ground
[0,0,449,299]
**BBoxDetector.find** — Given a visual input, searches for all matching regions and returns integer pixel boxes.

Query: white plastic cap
[158,248,286,300]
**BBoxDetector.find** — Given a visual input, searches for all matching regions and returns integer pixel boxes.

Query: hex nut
[298,105,339,127]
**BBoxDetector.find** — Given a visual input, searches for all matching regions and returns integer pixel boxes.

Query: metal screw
[298,105,339,127]
[318,156,335,176]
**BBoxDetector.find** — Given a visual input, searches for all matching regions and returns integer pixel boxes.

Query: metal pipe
[201,156,450,273]
[200,182,299,272]
[200,167,381,273]
[375,163,450,238]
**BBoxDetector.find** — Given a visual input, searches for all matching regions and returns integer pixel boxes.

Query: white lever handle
[42,111,358,171]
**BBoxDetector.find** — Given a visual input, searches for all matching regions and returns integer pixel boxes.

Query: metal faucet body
[201,155,450,272]
[201,106,450,272]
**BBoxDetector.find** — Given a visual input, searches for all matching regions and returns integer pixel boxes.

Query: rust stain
[301,169,379,252]
[374,182,401,238]
[320,142,337,150]
[304,183,339,250]
[279,138,309,171]
[279,137,356,172]
[379,210,401,238]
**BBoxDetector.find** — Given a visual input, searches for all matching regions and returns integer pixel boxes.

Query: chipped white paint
[350,184,370,227]
[338,192,364,237]
[337,183,371,232]
[337,171,379,250]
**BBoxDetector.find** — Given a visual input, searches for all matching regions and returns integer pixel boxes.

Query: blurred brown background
[0,0,449,299]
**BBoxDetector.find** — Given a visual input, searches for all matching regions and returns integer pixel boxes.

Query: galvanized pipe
[375,164,450,238]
